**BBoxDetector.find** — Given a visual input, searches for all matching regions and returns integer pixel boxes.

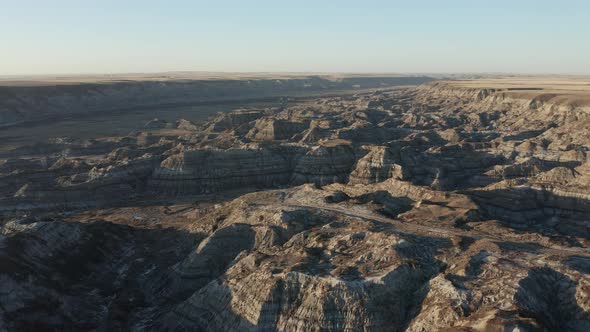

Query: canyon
[1,75,590,331]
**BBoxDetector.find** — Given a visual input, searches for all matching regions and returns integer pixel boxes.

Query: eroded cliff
[2,77,590,331]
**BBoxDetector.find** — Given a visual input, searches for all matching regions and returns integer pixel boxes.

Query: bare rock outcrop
[246,118,308,141]
[149,146,300,195]
[349,146,398,184]
[292,142,357,185]
[3,78,590,331]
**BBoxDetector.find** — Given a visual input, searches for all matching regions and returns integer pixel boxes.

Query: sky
[1,0,589,75]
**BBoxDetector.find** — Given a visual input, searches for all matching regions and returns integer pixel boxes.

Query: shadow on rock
[515,267,590,331]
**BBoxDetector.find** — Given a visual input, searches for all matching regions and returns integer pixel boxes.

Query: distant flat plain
[0,101,269,153]
[2,73,589,154]
[445,76,590,106]
[0,72,415,153]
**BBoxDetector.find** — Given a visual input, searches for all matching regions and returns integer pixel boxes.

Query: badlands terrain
[1,75,590,331]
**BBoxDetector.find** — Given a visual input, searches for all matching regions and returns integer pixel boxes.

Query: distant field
[0,85,407,153]
[0,73,431,130]
[444,76,590,106]
[4,74,589,154]
[0,72,417,87]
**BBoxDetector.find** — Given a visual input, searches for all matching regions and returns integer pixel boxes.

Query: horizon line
[2,70,590,80]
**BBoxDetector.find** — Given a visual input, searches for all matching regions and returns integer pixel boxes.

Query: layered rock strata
[2,78,590,330]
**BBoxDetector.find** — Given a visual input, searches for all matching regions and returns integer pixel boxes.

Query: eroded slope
[1,78,590,331]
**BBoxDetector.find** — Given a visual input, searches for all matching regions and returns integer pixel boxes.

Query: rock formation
[2,77,590,331]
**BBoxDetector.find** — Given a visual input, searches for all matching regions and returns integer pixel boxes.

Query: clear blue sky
[2,0,589,75]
